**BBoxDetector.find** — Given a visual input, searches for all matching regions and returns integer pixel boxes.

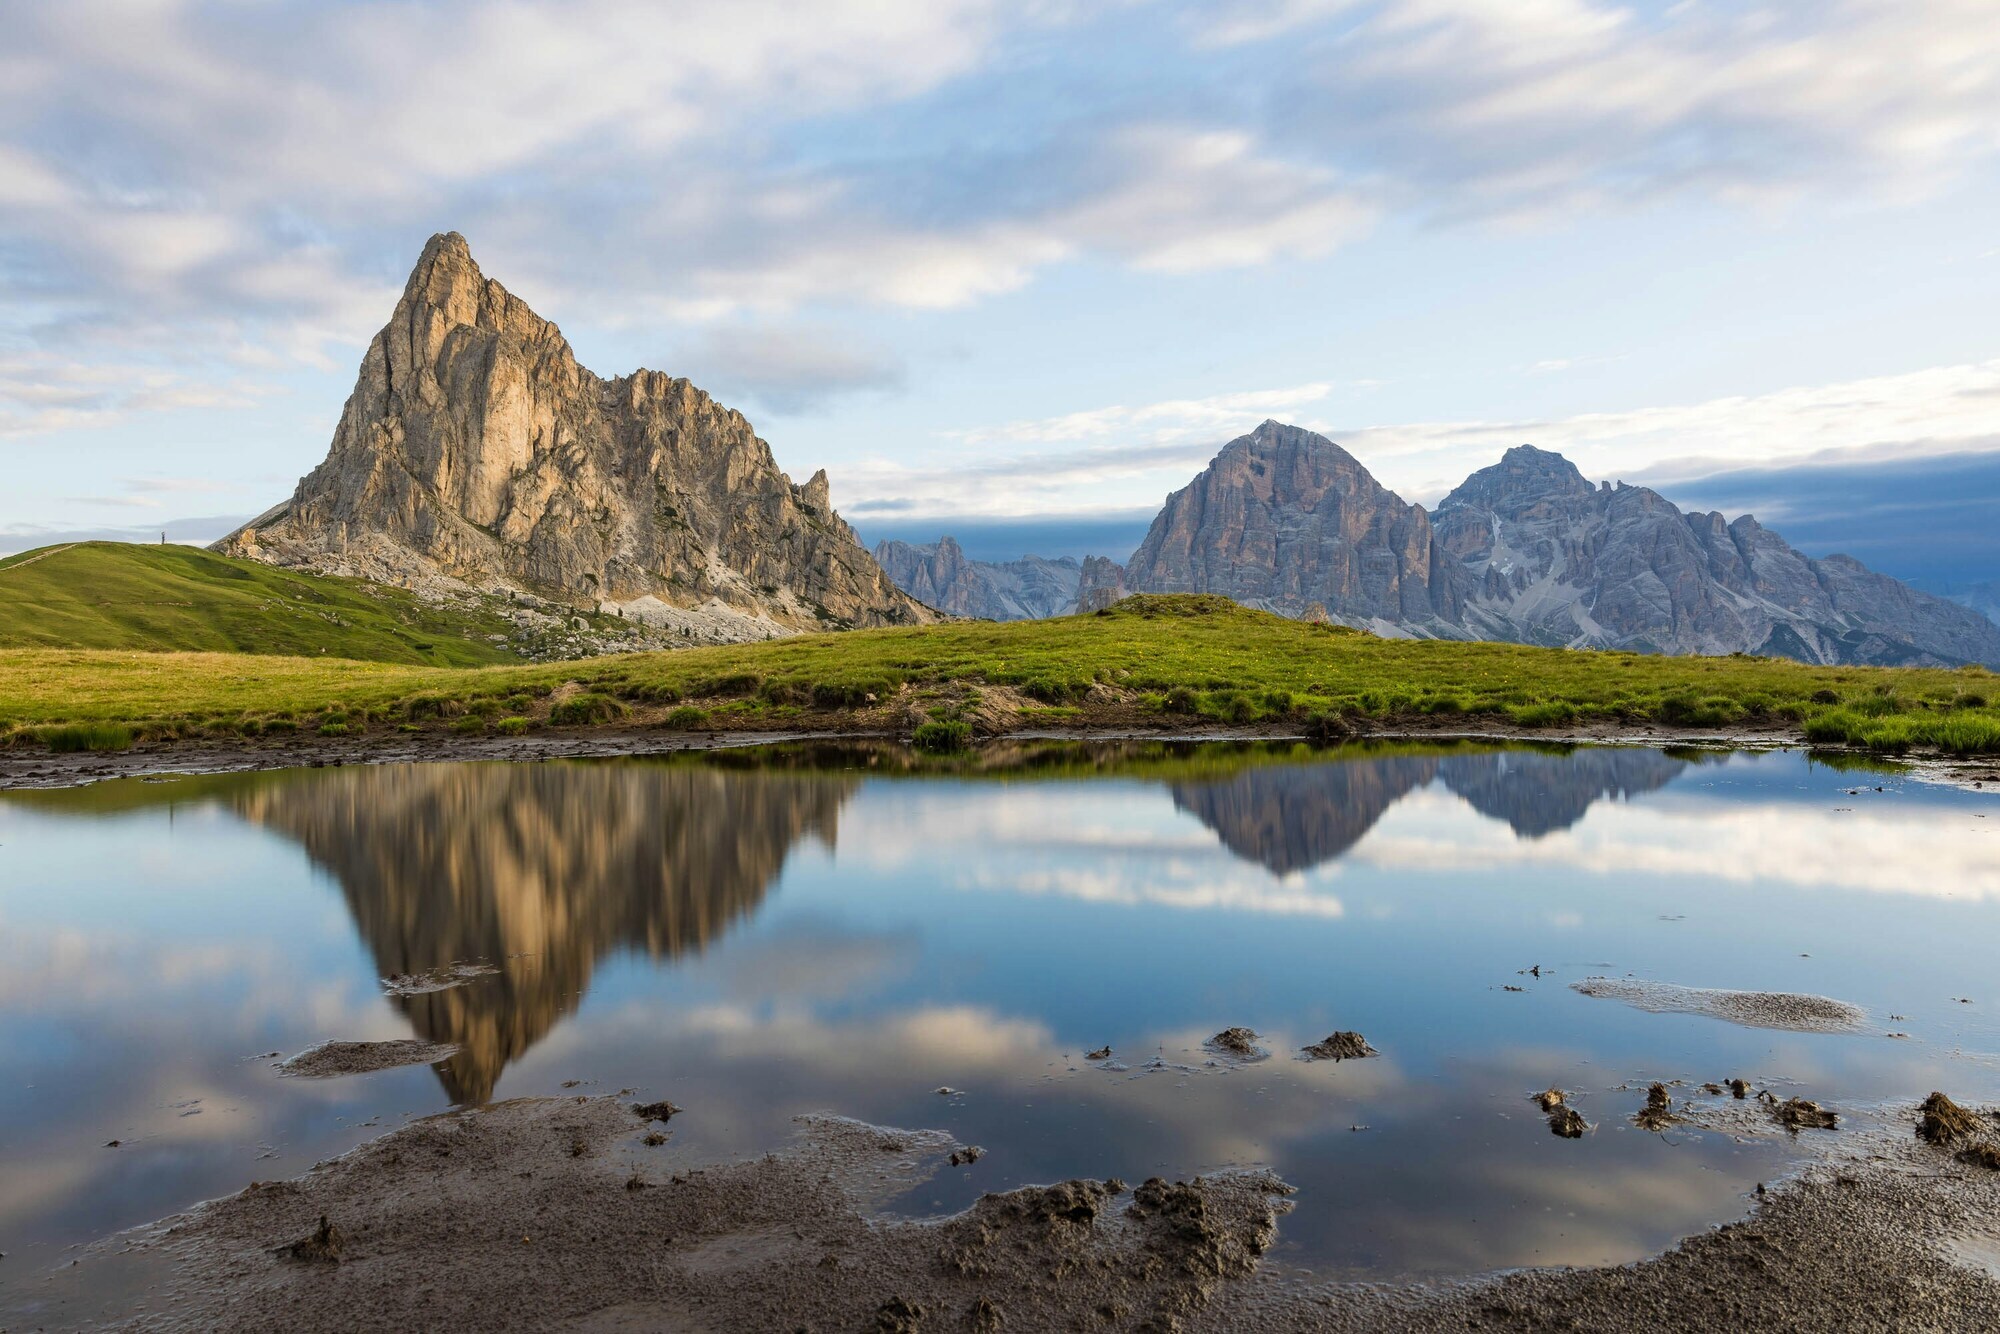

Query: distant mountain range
[883,421,2000,667]
[215,233,928,644]
[872,537,1083,620]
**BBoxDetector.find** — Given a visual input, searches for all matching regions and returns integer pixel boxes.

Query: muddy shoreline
[18,1091,2000,1332]
[2,714,1990,791]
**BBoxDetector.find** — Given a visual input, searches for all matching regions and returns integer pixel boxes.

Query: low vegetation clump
[912,719,973,752]
[546,692,624,726]
[3,594,1998,759]
[37,722,135,753]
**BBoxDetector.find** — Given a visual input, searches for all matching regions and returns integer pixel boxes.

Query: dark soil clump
[1773,1097,1838,1132]
[633,1100,682,1122]
[1633,1083,1679,1132]
[1299,1031,1376,1061]
[274,1215,344,1264]
[1532,1088,1567,1112]
[1956,1144,2000,1170]
[1548,1107,1589,1138]
[1086,1046,1112,1061]
[1918,1091,1983,1145]
[1208,1027,1262,1057]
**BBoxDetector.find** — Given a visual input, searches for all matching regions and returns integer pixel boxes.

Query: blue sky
[5,0,2000,576]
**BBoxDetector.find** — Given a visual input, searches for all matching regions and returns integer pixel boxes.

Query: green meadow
[1,591,1994,757]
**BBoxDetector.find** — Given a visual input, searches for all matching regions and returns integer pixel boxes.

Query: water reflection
[231,763,857,1102]
[2,740,1996,1291]
[1170,749,1689,873]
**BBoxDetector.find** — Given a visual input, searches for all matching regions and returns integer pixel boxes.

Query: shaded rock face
[1075,555,1129,613]
[215,233,928,636]
[230,761,857,1103]
[873,537,1083,620]
[1126,424,2000,666]
[1945,579,2000,626]
[1435,445,2000,665]
[1124,421,1465,633]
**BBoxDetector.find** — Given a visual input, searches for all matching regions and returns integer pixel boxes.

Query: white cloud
[1242,0,2000,215]
[854,358,2000,519]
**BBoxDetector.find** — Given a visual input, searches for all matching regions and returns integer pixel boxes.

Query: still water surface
[1,740,1997,1299]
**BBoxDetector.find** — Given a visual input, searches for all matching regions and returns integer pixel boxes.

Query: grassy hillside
[1,594,1995,756]
[0,541,520,666]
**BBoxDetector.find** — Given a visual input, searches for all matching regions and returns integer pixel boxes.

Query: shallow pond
[2,739,1997,1313]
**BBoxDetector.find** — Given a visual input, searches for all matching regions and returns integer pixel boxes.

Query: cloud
[1238,0,2000,217]
[1339,358,2000,501]
[674,321,904,415]
[829,359,2000,523]
[0,514,249,556]
[831,381,1340,519]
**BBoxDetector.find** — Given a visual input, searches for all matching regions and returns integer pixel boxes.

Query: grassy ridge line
[1,595,1996,755]
[0,541,521,666]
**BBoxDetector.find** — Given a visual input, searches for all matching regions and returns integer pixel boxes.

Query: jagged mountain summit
[216,233,929,642]
[873,537,1083,620]
[1124,422,2000,667]
[1124,421,1464,636]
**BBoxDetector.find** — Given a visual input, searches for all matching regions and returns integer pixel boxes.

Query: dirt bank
[1,712,1965,793]
[29,1092,2000,1332]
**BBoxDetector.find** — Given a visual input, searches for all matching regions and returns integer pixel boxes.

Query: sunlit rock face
[214,233,929,637]
[230,762,858,1102]
[1125,421,1467,635]
[1125,424,2000,666]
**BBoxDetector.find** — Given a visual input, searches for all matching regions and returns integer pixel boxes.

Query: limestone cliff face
[873,536,1084,620]
[215,233,928,636]
[1435,446,2000,665]
[1124,421,1466,633]
[1125,426,2000,667]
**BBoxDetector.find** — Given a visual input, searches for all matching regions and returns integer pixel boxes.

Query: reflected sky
[2,741,1997,1307]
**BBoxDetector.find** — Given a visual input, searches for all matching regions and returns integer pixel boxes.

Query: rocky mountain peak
[1441,444,1594,512]
[215,232,928,642]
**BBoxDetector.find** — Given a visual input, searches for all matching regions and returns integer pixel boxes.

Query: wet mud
[1572,977,1866,1032]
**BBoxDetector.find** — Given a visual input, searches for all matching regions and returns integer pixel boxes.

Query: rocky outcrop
[1125,424,2000,667]
[1434,445,2000,666]
[215,233,929,640]
[1076,555,1129,613]
[1124,421,1467,634]
[873,536,1083,620]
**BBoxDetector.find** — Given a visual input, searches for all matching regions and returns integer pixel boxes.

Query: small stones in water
[1532,1088,1567,1113]
[1085,1046,1112,1061]
[642,1131,668,1147]
[1701,1082,1725,1095]
[1300,1031,1376,1061]
[274,1214,345,1264]
[1209,1027,1262,1056]
[1728,1078,1750,1099]
[1548,1106,1589,1138]
[632,1100,681,1123]
[105,1140,121,1149]
[949,1146,984,1167]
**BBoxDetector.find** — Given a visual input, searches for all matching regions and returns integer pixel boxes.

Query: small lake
[3,739,1997,1312]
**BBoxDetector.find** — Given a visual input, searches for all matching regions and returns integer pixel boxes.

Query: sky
[5,0,2000,580]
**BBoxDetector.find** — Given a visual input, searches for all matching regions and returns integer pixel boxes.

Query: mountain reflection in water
[231,762,856,1102]
[8,743,1700,1105]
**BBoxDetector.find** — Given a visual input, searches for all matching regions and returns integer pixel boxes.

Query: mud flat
[275,1039,461,1078]
[28,1090,2000,1332]
[1572,978,1866,1032]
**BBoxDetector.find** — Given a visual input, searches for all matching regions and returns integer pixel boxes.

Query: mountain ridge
[216,232,929,644]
